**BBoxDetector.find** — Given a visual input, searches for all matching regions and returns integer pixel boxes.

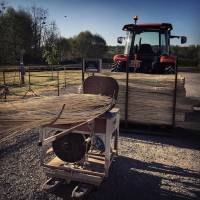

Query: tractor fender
[160,55,177,65]
[113,54,129,62]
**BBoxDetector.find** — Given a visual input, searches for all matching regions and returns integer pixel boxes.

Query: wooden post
[57,70,59,96]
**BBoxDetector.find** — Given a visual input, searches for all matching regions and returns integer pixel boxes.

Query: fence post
[18,70,21,87]
[20,65,25,85]
[64,67,66,88]
[82,59,85,86]
[28,67,31,90]
[2,71,7,100]
[3,71,6,85]
[57,70,59,96]
[51,65,54,80]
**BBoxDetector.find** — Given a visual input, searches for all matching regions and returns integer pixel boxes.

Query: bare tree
[30,6,48,50]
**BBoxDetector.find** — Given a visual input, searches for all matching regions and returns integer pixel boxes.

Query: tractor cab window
[124,32,133,55]
[124,30,169,56]
[134,31,159,54]
[124,31,169,55]
[160,32,168,55]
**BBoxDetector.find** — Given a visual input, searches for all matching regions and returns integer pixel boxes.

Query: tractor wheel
[111,62,119,72]
[111,61,126,72]
[165,65,175,74]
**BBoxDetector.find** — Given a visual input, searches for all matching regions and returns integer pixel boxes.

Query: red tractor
[112,16,187,73]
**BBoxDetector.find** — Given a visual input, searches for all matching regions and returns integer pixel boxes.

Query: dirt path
[180,72,200,100]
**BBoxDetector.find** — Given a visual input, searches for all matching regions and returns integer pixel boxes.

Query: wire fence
[0,66,82,101]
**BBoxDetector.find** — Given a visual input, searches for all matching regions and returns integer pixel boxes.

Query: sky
[5,0,200,46]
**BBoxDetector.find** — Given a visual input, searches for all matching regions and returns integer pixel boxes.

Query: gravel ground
[1,73,200,200]
[0,130,200,200]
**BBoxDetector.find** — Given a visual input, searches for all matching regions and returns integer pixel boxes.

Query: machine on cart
[112,16,187,74]
[39,76,120,198]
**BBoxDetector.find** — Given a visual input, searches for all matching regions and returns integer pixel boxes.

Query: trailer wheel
[71,183,93,199]
[42,178,64,193]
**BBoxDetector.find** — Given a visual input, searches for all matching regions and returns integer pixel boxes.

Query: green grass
[0,70,82,101]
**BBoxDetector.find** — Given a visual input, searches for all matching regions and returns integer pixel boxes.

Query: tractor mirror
[181,36,187,44]
[170,35,187,44]
[117,37,124,44]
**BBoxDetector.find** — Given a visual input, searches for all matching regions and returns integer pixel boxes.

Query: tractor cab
[112,17,187,73]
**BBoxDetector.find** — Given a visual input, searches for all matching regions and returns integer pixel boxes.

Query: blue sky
[6,0,200,46]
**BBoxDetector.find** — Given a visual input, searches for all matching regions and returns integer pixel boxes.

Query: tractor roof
[122,23,173,31]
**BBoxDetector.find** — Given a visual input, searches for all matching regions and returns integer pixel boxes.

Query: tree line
[0,4,107,66]
[0,3,199,67]
[171,45,200,67]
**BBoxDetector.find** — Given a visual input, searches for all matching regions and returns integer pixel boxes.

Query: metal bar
[28,67,31,90]
[57,70,59,96]
[33,83,59,87]
[30,75,53,78]
[18,70,21,87]
[172,57,178,127]
[64,67,66,88]
[124,60,129,128]
[3,71,6,85]
[124,31,136,128]
[4,90,7,100]
[51,65,53,79]
[82,58,85,86]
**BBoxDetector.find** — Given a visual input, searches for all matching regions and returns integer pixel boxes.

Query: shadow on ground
[44,155,200,200]
[121,132,200,150]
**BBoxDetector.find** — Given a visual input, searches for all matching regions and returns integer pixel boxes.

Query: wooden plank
[88,157,105,165]
[88,153,105,160]
[46,156,105,177]
[44,167,103,186]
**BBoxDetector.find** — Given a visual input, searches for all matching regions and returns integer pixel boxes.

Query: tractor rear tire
[165,65,175,74]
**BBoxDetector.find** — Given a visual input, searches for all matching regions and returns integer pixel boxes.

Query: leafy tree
[73,31,107,58]
[42,45,59,65]
[171,45,199,66]
[55,37,72,61]
[0,7,33,64]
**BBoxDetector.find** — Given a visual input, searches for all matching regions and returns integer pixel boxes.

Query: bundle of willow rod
[100,72,187,125]
[0,94,113,141]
